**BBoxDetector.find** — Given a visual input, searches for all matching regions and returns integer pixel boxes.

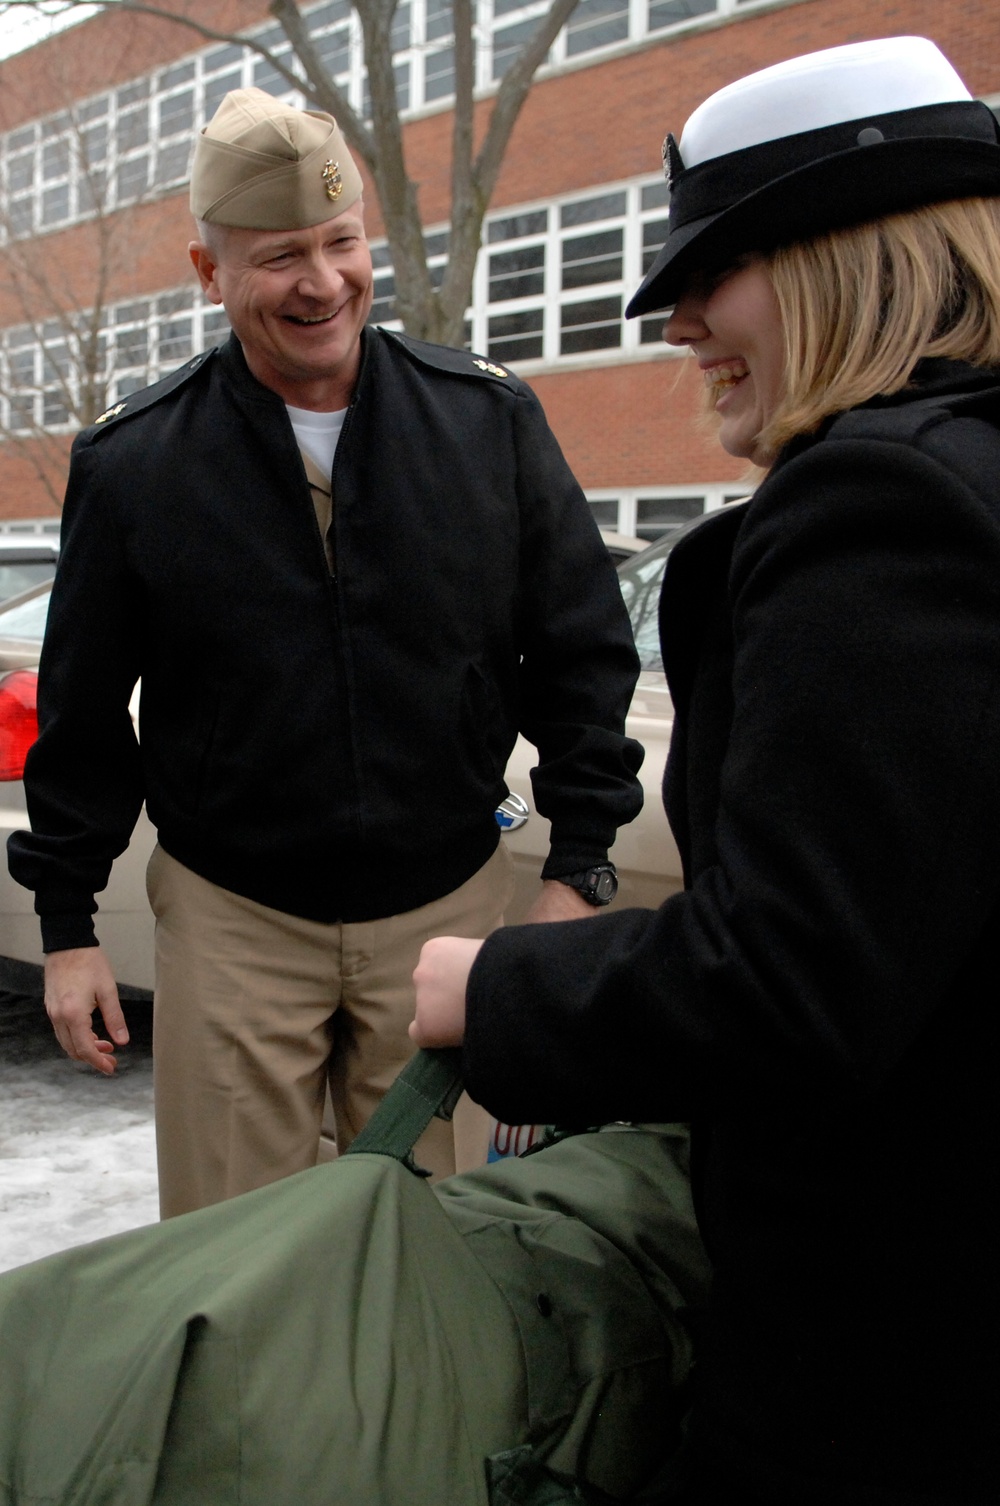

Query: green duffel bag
[0,1050,709,1506]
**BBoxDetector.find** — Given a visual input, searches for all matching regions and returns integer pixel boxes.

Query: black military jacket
[463,362,1000,1504]
[10,328,642,945]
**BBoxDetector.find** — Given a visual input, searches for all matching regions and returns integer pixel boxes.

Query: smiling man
[8,89,643,1218]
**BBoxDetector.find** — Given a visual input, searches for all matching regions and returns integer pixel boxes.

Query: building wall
[1,0,998,525]
[400,0,1000,225]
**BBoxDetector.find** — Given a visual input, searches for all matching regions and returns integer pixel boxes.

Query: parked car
[598,530,647,564]
[0,537,59,606]
[0,582,153,991]
[0,527,696,993]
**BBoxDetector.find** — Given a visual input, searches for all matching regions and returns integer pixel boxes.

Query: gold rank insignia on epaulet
[472,358,509,379]
[95,401,127,424]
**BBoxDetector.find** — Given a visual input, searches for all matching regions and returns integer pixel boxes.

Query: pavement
[0,976,159,1274]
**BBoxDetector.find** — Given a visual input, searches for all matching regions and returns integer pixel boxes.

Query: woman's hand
[410,936,484,1047]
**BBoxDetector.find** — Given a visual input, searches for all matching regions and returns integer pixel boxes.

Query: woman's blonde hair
[759,196,1000,455]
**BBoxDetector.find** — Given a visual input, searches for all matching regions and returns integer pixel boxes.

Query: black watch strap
[558,862,618,906]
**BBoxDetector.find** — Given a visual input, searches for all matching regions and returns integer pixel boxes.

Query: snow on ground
[0,993,159,1273]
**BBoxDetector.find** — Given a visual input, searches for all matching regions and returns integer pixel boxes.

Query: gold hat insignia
[322,159,344,202]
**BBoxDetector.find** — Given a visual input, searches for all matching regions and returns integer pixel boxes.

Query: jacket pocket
[458,661,508,786]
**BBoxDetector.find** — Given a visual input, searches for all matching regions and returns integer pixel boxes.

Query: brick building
[1,0,998,534]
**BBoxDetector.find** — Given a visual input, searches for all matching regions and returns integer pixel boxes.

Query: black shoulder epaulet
[377,326,518,386]
[88,347,219,436]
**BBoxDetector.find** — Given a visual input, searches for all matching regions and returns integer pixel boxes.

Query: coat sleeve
[6,436,145,951]
[462,431,1000,1125]
[510,386,644,877]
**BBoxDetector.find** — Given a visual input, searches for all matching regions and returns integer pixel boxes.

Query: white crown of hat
[680,37,972,169]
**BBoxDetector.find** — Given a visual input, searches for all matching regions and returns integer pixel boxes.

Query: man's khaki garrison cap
[190,87,363,230]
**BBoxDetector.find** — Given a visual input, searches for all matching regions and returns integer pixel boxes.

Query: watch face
[593,869,617,902]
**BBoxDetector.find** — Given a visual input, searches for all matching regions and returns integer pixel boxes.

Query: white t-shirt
[286,404,347,479]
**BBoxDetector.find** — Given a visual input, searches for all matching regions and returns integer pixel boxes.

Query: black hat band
[668,99,1000,232]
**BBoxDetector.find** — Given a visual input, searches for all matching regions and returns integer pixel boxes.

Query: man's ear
[189,241,222,303]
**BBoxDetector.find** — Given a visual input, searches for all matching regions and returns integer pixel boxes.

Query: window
[43,388,71,427]
[159,319,193,365]
[648,0,717,35]
[116,156,149,203]
[587,487,750,541]
[566,0,630,58]
[116,106,149,153]
[561,228,624,290]
[40,184,70,227]
[493,16,546,80]
[42,140,70,181]
[5,344,37,432]
[313,28,351,77]
[1,289,230,435]
[78,170,108,215]
[2,2,763,243]
[560,295,622,355]
[424,45,455,102]
[489,245,546,303]
[636,494,705,540]
[366,228,449,330]
[154,140,193,189]
[158,90,195,138]
[79,122,108,169]
[368,175,678,367]
[6,153,34,193]
[488,308,544,363]
[616,536,672,670]
[469,178,676,366]
[203,309,232,344]
[114,325,149,368]
[203,68,245,123]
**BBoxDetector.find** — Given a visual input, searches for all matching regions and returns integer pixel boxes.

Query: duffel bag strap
[343,1046,464,1170]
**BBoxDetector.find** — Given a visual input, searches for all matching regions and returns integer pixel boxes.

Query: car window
[617,507,751,672]
[617,536,673,672]
[0,561,58,603]
[0,586,52,641]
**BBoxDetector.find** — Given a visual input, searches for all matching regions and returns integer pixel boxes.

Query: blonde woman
[414,37,1000,1506]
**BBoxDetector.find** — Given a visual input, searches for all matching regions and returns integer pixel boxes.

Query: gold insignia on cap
[95,402,126,424]
[322,159,344,202]
[473,358,509,378]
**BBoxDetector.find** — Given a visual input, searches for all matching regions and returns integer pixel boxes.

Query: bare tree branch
[1,0,584,349]
[268,0,375,172]
[1,1,306,93]
[0,96,160,502]
[474,0,581,197]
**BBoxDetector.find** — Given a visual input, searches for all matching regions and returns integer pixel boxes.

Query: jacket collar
[772,358,1000,474]
[217,326,375,411]
[659,502,749,706]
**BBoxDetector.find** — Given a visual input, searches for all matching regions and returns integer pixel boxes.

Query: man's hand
[44,947,129,1076]
[410,936,483,1048]
[522,879,595,924]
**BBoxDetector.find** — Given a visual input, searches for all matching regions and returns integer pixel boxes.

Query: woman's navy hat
[627,37,1000,318]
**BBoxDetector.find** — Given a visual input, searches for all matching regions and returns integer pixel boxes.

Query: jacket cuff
[40,913,99,953]
[541,841,611,883]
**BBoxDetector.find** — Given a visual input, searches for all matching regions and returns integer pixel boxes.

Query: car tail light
[0,670,39,781]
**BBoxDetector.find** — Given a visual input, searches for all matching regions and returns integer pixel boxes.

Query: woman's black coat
[463,361,1000,1504]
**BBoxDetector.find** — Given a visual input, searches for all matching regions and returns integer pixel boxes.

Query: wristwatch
[557,862,618,907]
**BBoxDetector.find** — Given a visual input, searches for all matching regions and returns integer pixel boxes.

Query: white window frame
[0,291,230,436]
[586,485,751,539]
[1,0,776,241]
[368,173,673,369]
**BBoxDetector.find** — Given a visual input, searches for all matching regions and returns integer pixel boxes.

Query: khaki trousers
[146,843,514,1218]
